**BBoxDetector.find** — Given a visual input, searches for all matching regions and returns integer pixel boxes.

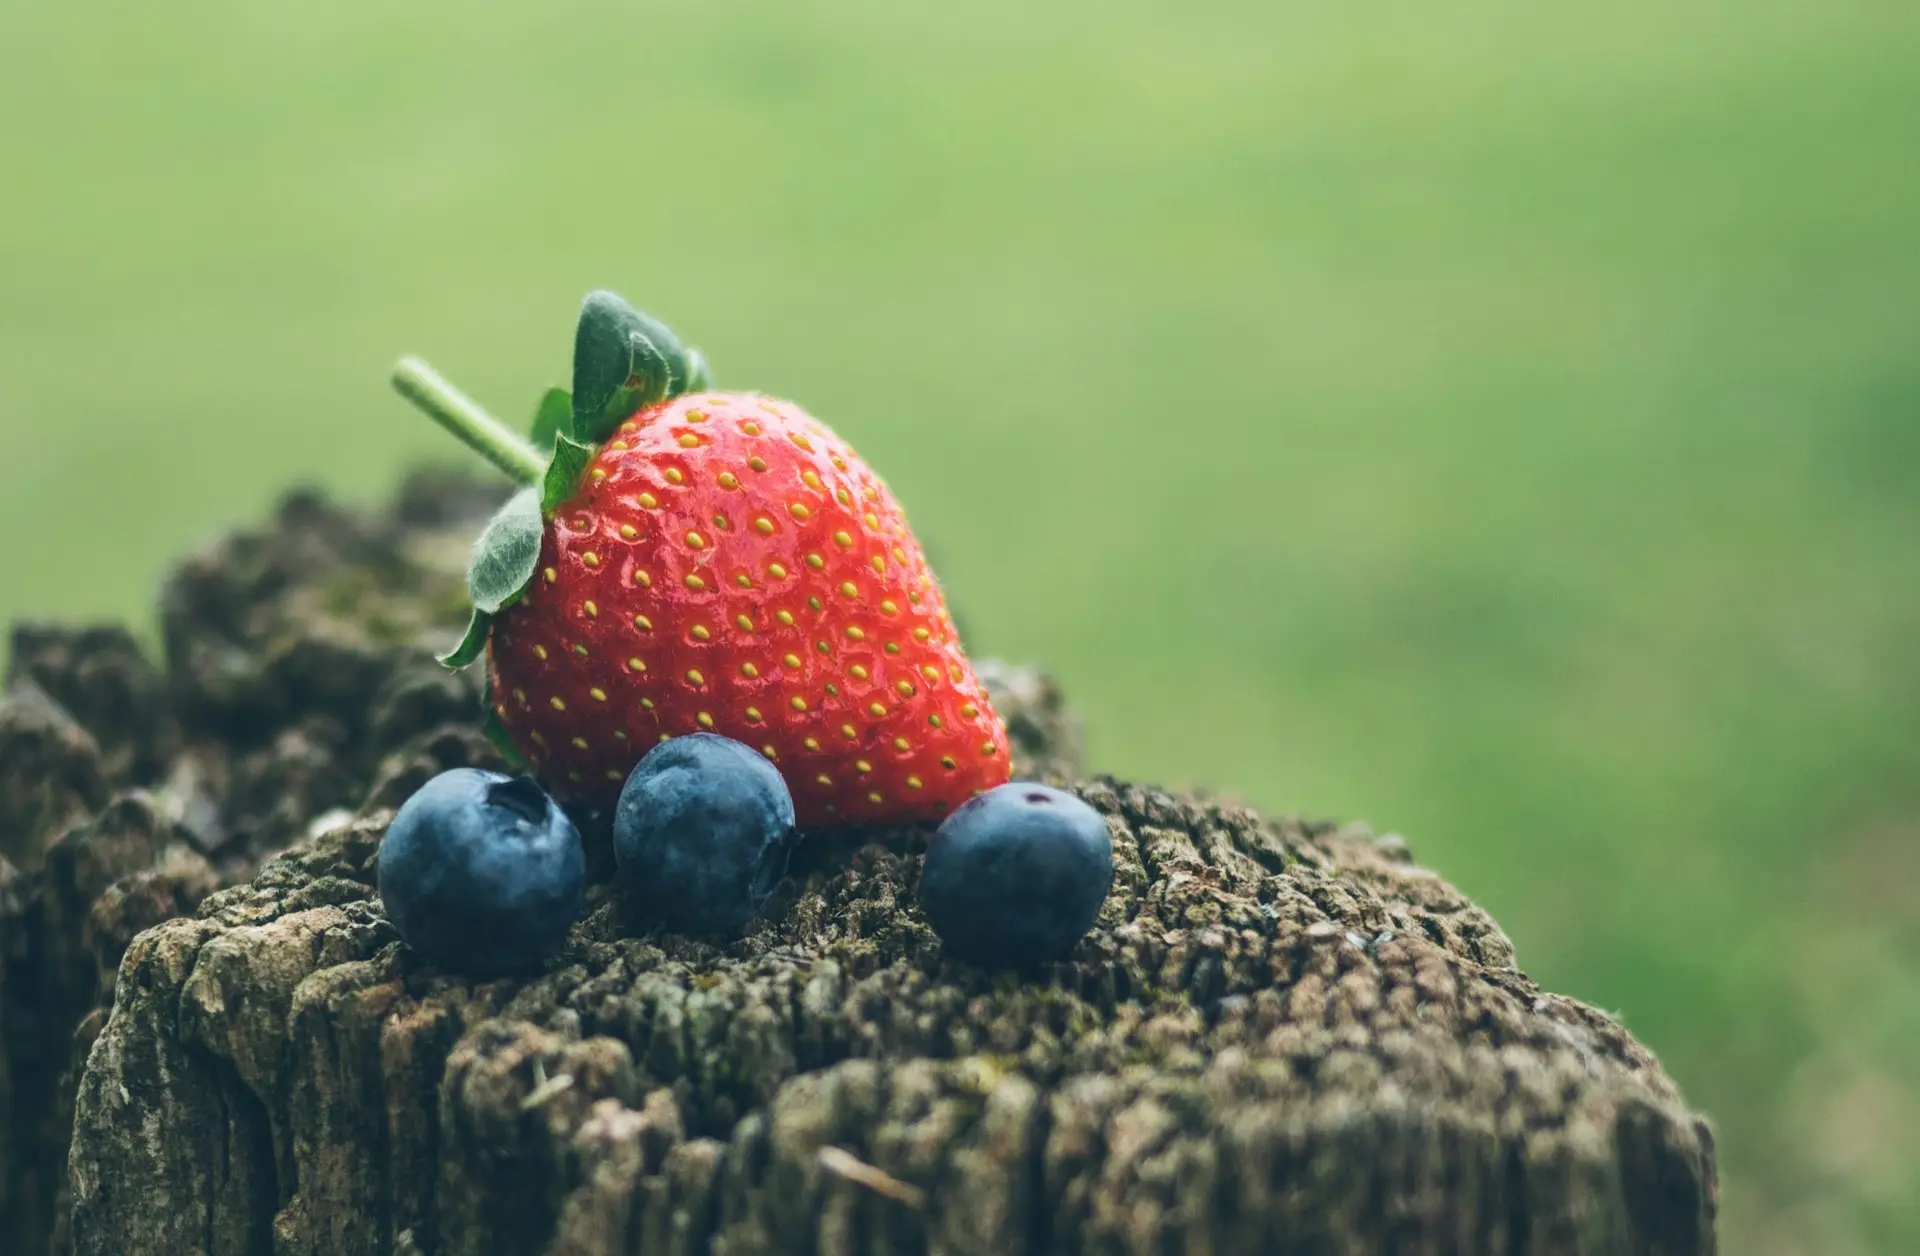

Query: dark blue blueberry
[614,733,797,936]
[920,783,1113,969]
[377,769,585,976]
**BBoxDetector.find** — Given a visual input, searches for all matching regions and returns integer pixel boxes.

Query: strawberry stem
[391,356,545,486]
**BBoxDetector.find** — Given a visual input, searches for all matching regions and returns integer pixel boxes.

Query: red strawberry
[392,295,1010,828]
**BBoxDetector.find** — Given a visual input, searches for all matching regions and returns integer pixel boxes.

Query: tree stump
[1,476,1716,1255]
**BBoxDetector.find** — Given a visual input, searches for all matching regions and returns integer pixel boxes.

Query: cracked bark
[2,474,1714,1254]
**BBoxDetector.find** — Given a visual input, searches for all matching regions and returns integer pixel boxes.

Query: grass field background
[3,2,1917,1248]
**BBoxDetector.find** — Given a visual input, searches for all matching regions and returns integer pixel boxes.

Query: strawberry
[392,292,1009,828]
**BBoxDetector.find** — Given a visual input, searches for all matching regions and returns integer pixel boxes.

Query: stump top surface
[0,475,1715,1255]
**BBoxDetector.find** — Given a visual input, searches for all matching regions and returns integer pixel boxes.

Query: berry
[377,768,586,976]
[394,294,1011,831]
[920,783,1113,968]
[490,389,1008,828]
[614,733,797,936]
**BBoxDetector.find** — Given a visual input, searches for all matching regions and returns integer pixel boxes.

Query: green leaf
[456,433,591,633]
[438,607,492,668]
[541,433,595,514]
[468,487,544,614]
[528,386,573,450]
[571,290,693,442]
[480,674,530,770]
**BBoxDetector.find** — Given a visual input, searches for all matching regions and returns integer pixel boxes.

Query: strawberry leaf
[528,386,573,450]
[454,434,591,649]
[541,433,595,514]
[572,290,692,443]
[467,486,544,615]
[439,608,492,668]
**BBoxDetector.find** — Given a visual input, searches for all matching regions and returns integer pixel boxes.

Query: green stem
[391,356,545,485]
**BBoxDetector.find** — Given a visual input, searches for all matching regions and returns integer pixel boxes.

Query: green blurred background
[3,1,1916,1248]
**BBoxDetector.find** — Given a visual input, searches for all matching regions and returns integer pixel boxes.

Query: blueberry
[920,783,1113,969]
[377,768,585,976]
[614,733,798,936]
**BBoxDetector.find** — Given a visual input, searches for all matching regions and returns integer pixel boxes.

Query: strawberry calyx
[388,290,715,709]
[570,290,713,442]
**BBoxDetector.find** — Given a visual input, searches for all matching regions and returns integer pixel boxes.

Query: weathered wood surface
[0,476,1714,1254]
